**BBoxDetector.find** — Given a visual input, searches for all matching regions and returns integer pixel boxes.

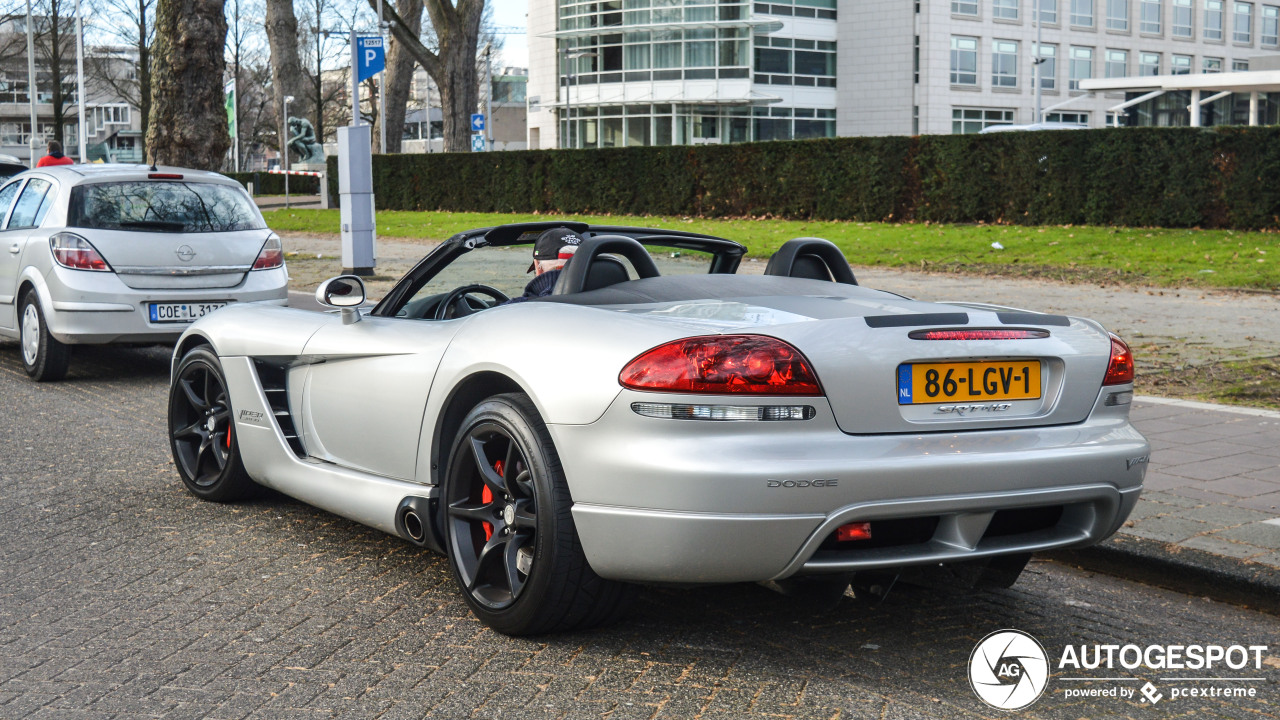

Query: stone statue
[287,116,325,164]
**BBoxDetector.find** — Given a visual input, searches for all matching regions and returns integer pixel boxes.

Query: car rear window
[68,181,265,233]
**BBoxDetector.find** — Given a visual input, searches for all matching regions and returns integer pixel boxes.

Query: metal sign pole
[350,33,359,127]
[377,0,386,154]
[24,0,37,167]
[75,0,87,161]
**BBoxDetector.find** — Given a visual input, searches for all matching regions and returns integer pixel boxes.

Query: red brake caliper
[482,460,504,541]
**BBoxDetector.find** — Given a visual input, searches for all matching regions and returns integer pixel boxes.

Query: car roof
[26,164,240,186]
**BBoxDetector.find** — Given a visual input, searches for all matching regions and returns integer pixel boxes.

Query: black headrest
[763,237,857,285]
[553,235,660,295]
[581,256,631,292]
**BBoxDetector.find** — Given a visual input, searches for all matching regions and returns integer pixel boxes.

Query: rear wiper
[118,220,188,232]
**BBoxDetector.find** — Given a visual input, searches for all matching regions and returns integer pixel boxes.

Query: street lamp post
[24,0,37,168]
[1033,1,1043,123]
[559,48,596,149]
[283,95,293,208]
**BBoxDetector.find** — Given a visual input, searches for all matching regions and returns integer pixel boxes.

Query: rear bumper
[555,387,1148,584]
[40,265,288,344]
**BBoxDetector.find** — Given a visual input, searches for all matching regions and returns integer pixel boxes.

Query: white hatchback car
[0,164,288,380]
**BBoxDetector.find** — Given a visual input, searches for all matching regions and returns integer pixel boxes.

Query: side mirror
[315,275,366,324]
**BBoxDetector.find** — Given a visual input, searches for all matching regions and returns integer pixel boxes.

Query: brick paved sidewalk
[1124,397,1280,567]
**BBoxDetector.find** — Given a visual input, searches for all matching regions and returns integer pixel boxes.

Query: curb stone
[1046,534,1280,616]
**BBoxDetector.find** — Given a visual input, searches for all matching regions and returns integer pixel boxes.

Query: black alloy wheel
[443,393,636,635]
[446,421,539,610]
[168,346,256,501]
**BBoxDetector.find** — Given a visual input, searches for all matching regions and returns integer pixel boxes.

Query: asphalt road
[0,342,1277,719]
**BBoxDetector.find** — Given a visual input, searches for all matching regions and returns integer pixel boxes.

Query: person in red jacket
[36,141,74,168]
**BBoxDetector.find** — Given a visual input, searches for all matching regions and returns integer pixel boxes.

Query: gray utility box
[337,125,376,275]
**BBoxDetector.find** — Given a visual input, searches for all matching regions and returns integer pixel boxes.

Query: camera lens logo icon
[969,629,1050,711]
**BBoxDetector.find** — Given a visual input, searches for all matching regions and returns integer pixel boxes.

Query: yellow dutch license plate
[897,360,1042,405]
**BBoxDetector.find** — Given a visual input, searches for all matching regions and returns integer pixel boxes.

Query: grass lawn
[261,209,1279,290]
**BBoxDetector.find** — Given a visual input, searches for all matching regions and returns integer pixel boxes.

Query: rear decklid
[65,176,271,290]
[593,276,1114,435]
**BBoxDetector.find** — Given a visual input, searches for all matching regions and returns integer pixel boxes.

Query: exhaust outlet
[396,496,438,551]
[403,510,425,541]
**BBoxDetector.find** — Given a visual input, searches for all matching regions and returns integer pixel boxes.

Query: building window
[1107,0,1129,29]
[1069,45,1093,88]
[1172,53,1193,73]
[1071,0,1094,25]
[1106,48,1129,76]
[1047,111,1089,122]
[1233,58,1250,69]
[952,107,1015,133]
[1234,1,1253,41]
[951,36,979,85]
[1172,0,1193,36]
[1264,4,1280,44]
[954,0,979,15]
[1206,0,1225,39]
[1139,51,1161,74]
[754,0,837,19]
[753,37,837,87]
[752,106,836,141]
[1040,0,1059,22]
[1038,43,1058,88]
[914,36,920,83]
[1139,0,1162,32]
[993,39,1019,86]
[1203,56,1223,71]
[994,0,1019,19]
[913,105,920,134]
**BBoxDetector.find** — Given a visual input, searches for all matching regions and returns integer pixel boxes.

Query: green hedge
[327,126,1280,229]
[226,171,319,196]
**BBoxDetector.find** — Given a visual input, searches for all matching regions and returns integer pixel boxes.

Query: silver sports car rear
[167,223,1147,635]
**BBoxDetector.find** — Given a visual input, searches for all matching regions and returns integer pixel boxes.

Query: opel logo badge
[175,245,196,262]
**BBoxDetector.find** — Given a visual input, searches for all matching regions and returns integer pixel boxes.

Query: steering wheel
[433,284,510,320]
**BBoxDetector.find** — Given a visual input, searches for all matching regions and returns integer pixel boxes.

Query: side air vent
[253,360,305,457]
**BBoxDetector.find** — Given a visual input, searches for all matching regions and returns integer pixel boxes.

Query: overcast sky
[490,0,530,69]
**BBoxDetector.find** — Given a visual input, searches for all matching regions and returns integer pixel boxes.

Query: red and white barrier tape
[267,169,323,177]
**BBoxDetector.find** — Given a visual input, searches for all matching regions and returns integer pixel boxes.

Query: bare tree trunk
[147,0,229,168]
[378,0,422,153]
[264,0,307,148]
[137,0,151,148]
[369,0,484,153]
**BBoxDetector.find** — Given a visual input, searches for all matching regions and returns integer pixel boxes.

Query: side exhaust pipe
[396,496,439,551]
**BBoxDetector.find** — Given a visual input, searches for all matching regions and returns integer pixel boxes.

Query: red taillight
[620,335,823,396]
[252,235,283,270]
[836,522,872,542]
[50,233,110,271]
[1103,333,1134,385]
[148,172,184,179]
[909,328,1050,340]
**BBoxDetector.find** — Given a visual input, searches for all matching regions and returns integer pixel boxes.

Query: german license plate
[148,302,228,323]
[897,360,1042,405]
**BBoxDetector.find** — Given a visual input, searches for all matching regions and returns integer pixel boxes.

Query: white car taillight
[50,232,111,271]
[252,234,283,270]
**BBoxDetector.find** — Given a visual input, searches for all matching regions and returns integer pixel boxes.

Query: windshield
[68,181,266,233]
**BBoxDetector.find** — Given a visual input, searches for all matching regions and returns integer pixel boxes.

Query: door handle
[7,242,18,254]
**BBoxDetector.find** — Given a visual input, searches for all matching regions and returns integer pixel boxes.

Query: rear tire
[19,290,69,382]
[442,392,637,635]
[168,346,257,502]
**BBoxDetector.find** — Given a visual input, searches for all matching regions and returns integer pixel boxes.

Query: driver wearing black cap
[506,227,582,304]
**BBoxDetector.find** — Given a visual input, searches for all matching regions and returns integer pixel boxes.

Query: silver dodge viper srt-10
[167,222,1148,635]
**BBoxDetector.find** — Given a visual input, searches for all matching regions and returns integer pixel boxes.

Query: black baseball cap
[527,227,583,272]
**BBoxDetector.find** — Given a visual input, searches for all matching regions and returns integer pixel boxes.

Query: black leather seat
[581,255,631,292]
[553,235,661,295]
[763,237,857,285]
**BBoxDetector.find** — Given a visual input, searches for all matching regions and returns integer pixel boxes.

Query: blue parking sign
[356,36,386,82]
[471,134,487,152]
[471,113,485,132]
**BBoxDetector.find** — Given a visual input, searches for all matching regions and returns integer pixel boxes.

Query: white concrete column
[1250,91,1260,126]
[1190,89,1201,127]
